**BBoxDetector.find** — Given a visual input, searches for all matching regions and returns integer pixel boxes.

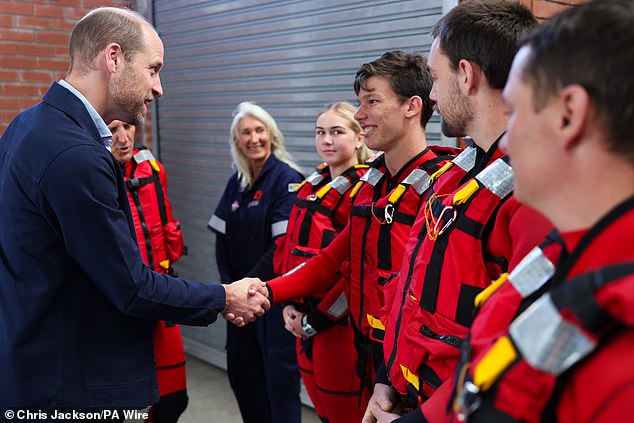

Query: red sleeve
[267,224,349,303]
[487,196,554,271]
[558,332,634,423]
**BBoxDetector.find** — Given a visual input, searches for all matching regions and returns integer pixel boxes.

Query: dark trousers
[226,303,301,423]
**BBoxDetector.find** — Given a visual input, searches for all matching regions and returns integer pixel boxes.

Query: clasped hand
[282,304,307,339]
[362,383,403,423]
[222,277,270,326]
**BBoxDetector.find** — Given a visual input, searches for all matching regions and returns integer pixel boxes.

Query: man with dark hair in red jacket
[448,1,634,422]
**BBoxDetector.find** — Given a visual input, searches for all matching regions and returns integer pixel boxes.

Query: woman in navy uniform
[208,102,304,423]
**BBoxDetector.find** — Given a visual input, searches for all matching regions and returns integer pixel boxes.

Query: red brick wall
[0,0,154,148]
[519,0,588,20]
[455,0,588,20]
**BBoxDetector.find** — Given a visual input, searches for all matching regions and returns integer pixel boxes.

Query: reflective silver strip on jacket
[272,220,289,238]
[284,261,306,277]
[133,149,156,163]
[453,146,478,172]
[360,167,384,186]
[476,158,514,198]
[207,214,226,235]
[327,292,349,319]
[510,293,596,375]
[508,247,556,298]
[402,168,432,195]
[330,174,353,195]
[306,171,325,186]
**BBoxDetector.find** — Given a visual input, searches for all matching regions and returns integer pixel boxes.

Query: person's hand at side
[362,383,403,423]
[282,304,305,339]
[222,277,270,326]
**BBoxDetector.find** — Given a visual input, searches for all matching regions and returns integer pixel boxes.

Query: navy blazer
[0,82,225,411]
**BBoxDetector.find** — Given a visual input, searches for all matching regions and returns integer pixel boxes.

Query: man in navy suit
[0,7,268,417]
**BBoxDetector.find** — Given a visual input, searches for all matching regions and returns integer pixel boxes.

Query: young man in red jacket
[230,51,459,415]
[363,2,553,422]
[448,1,634,422]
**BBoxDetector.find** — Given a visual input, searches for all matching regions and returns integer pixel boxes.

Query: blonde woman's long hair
[229,102,301,189]
[318,101,372,164]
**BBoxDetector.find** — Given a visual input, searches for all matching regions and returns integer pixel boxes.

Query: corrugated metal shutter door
[153,0,444,358]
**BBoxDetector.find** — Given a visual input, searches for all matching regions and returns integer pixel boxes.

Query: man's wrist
[222,284,231,312]
[301,314,317,337]
[265,283,274,302]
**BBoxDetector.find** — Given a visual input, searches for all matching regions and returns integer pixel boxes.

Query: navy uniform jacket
[209,155,303,423]
[209,154,303,285]
[209,155,303,355]
[0,82,226,411]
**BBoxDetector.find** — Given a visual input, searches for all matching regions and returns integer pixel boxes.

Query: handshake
[222,277,270,326]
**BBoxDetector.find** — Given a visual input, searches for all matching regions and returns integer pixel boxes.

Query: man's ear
[558,84,590,151]
[458,59,481,96]
[404,95,423,119]
[103,43,123,73]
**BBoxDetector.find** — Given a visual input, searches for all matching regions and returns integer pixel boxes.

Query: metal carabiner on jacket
[384,203,395,224]
[432,205,457,237]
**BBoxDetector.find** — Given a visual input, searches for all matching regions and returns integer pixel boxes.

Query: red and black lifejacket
[273,163,369,277]
[450,201,634,423]
[383,144,516,406]
[122,147,188,399]
[346,146,456,343]
[123,147,184,274]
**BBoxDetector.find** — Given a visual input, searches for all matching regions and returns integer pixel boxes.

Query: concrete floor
[132,354,322,422]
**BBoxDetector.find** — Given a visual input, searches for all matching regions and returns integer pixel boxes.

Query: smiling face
[236,115,272,170]
[108,120,136,164]
[315,109,363,174]
[110,26,164,125]
[354,76,409,153]
[428,38,473,138]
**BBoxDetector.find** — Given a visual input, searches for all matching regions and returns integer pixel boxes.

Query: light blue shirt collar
[58,79,113,150]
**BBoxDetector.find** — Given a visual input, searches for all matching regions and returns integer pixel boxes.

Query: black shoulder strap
[552,261,633,337]
[126,164,168,226]
[420,153,448,174]
[152,171,168,226]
